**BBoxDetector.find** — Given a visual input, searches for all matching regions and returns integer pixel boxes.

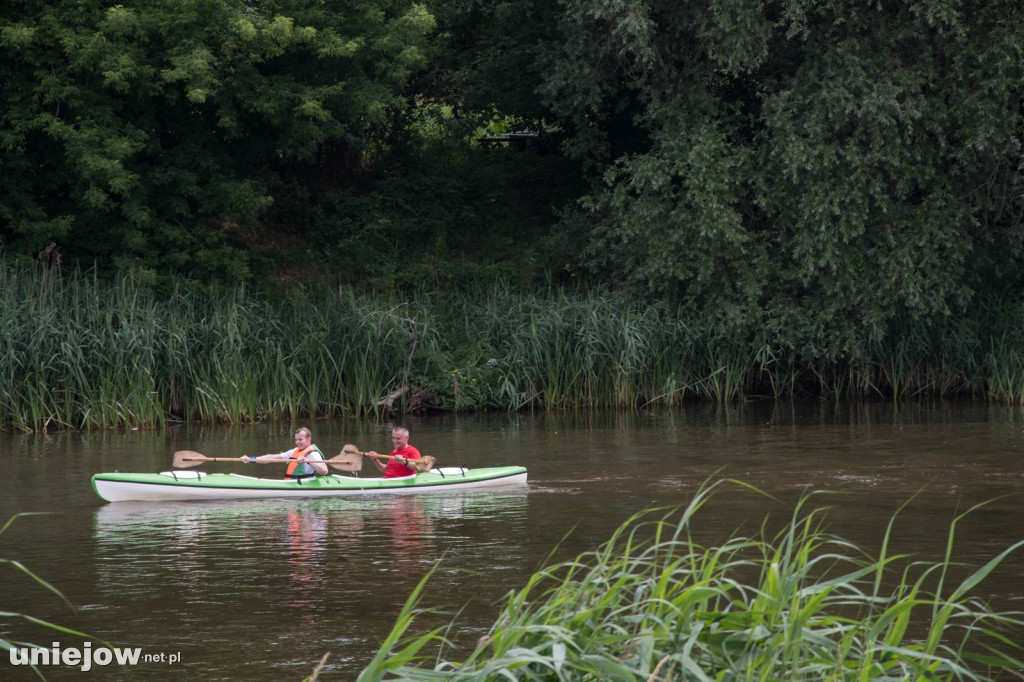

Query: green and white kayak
[92,466,528,503]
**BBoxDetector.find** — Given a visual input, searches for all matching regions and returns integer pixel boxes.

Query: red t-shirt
[383,445,422,478]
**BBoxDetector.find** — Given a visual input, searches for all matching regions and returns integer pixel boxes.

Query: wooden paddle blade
[325,460,362,472]
[326,450,364,472]
[172,450,209,468]
[410,455,436,473]
[342,443,362,456]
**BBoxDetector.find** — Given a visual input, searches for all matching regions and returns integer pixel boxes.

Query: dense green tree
[541,0,1024,357]
[422,0,558,127]
[0,0,434,281]
[5,0,1023,375]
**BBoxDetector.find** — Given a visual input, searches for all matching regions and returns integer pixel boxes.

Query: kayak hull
[92,466,528,503]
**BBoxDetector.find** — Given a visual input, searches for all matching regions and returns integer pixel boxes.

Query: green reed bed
[0,262,414,431]
[451,287,692,410]
[6,259,1024,430]
[984,302,1024,406]
[357,483,1024,681]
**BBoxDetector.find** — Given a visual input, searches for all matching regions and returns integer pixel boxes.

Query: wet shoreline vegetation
[5,259,1024,432]
[356,482,1024,681]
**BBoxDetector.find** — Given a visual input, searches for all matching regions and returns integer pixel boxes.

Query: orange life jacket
[286,445,318,478]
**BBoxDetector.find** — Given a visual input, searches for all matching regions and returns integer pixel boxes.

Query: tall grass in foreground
[6,258,1024,431]
[1,513,103,680]
[357,483,1024,681]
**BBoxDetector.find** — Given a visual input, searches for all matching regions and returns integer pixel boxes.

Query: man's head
[391,426,409,449]
[295,427,312,448]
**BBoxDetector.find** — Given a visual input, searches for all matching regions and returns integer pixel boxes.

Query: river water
[2,400,1023,680]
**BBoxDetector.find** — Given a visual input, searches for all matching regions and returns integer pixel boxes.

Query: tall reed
[4,257,1024,431]
[0,261,413,430]
[357,482,1024,681]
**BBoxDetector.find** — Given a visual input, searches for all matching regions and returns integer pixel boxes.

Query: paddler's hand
[242,456,253,464]
[395,455,406,464]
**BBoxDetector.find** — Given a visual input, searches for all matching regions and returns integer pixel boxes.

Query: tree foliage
[540,0,1024,357]
[0,0,434,282]
[4,0,1024,371]
[422,0,558,127]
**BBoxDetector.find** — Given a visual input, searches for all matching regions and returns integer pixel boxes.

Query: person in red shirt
[368,426,422,478]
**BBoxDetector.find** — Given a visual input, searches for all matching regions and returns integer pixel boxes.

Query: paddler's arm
[368,451,387,474]
[393,455,419,474]
[300,455,329,475]
[241,453,282,464]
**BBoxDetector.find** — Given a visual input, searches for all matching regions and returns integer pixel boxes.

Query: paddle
[341,443,436,473]
[172,449,364,472]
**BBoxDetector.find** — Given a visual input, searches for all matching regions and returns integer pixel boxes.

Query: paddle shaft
[173,450,349,470]
[347,448,434,468]
[173,447,433,473]
[361,451,413,461]
[181,457,273,463]
[344,447,419,461]
[178,457,324,465]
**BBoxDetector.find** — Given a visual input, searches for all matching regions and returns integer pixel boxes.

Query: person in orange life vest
[367,426,421,478]
[241,427,328,479]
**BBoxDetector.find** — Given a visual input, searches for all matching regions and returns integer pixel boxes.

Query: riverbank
[4,259,1024,432]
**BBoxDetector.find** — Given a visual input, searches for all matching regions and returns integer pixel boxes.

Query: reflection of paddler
[367,426,422,478]
[385,496,435,603]
[390,496,431,553]
[241,427,328,479]
[284,507,328,609]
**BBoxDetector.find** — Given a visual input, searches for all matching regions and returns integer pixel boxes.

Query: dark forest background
[4,1,1024,422]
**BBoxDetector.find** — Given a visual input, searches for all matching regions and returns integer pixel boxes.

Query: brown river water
[1,399,1023,680]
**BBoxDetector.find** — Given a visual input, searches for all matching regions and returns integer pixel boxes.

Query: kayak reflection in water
[240,427,329,479]
[367,426,422,478]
